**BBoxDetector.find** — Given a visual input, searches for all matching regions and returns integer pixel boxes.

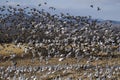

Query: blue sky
[0,0,120,21]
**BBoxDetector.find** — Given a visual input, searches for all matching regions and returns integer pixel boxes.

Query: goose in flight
[97,7,101,11]
[90,5,93,8]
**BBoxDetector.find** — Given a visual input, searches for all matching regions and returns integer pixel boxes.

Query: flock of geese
[0,1,120,80]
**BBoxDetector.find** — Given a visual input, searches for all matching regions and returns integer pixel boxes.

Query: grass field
[0,44,24,56]
[0,44,120,79]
